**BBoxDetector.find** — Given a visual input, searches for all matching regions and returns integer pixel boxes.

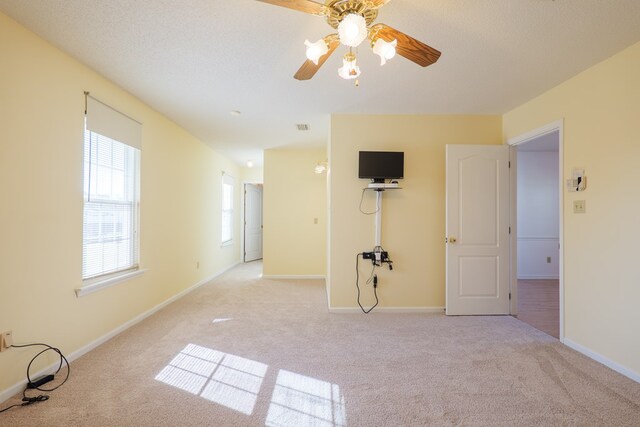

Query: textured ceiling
[1,0,639,166]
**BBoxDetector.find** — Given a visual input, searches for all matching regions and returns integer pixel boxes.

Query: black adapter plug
[27,374,54,389]
[362,252,374,260]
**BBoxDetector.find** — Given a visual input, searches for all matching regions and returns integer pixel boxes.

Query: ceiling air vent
[296,124,310,131]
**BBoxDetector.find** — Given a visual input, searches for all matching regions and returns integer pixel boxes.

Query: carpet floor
[2,262,639,426]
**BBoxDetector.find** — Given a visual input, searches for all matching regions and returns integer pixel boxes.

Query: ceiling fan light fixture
[305,39,329,65]
[338,13,367,47]
[372,38,397,65]
[338,52,361,80]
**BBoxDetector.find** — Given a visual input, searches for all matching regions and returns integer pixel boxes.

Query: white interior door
[244,184,263,262]
[446,145,510,315]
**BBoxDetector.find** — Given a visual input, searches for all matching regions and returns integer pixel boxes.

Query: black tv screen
[358,151,404,181]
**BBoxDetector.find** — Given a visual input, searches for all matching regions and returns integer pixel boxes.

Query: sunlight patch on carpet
[155,343,267,415]
[266,370,346,427]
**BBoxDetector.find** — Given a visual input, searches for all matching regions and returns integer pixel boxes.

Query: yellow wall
[241,166,264,184]
[329,115,502,309]
[503,41,640,376]
[0,12,241,393]
[263,149,327,276]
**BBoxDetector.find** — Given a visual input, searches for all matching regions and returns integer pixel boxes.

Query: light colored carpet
[2,262,639,426]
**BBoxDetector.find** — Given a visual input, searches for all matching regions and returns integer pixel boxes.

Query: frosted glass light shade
[305,39,329,65]
[338,56,361,80]
[372,38,397,65]
[338,14,367,47]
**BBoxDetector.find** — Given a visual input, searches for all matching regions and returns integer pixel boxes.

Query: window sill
[75,269,146,297]
[221,240,233,248]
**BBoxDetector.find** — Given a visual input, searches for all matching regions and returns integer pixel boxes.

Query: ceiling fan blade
[294,36,340,80]
[256,0,326,15]
[371,24,441,67]
[370,0,392,9]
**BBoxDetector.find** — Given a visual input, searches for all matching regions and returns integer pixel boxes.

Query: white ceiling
[1,1,639,167]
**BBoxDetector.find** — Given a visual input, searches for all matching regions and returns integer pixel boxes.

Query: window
[83,129,139,279]
[81,95,141,288]
[221,173,234,245]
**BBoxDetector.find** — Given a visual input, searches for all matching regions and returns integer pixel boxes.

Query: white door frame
[507,120,565,341]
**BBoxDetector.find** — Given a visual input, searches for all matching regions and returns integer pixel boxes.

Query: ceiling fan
[257,0,441,82]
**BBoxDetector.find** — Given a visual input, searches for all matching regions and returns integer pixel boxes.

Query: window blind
[86,95,142,150]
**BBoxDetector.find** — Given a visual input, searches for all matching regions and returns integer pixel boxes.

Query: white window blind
[86,96,142,150]
[221,173,234,245]
[83,96,141,281]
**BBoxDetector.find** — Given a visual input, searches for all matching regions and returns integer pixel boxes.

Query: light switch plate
[574,200,586,214]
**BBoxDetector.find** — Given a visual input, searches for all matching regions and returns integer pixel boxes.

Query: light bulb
[338,14,367,47]
[246,160,254,168]
[372,38,397,66]
[314,163,327,174]
[304,39,329,65]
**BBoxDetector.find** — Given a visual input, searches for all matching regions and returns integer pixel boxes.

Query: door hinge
[508,161,511,168]
[509,226,511,234]
[509,292,511,300]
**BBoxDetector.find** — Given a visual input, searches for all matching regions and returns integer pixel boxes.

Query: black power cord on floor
[355,253,379,314]
[0,343,70,414]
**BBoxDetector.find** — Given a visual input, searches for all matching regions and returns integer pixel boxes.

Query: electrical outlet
[0,331,13,352]
[573,200,586,214]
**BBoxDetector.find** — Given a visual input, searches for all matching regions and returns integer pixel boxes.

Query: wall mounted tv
[358,151,404,182]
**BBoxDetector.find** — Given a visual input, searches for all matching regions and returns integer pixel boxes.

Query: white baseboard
[263,275,326,280]
[518,275,560,280]
[0,261,240,404]
[563,338,640,384]
[328,306,445,314]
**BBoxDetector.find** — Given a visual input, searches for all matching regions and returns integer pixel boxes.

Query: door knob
[448,237,457,243]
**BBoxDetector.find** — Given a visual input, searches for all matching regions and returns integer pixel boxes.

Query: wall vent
[296,124,310,131]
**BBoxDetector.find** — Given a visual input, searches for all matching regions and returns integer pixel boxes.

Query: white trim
[328,307,445,314]
[507,121,562,145]
[507,119,565,340]
[0,261,240,405]
[517,275,560,280]
[326,136,332,310]
[263,275,326,280]
[76,269,146,297]
[563,338,640,384]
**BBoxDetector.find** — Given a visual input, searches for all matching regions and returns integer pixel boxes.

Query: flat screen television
[358,151,404,182]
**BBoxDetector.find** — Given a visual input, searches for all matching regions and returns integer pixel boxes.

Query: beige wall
[329,115,502,309]
[241,166,264,184]
[263,149,327,276]
[0,12,241,393]
[504,41,640,377]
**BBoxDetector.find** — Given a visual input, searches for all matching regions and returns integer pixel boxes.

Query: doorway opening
[508,122,563,340]
[244,183,263,263]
